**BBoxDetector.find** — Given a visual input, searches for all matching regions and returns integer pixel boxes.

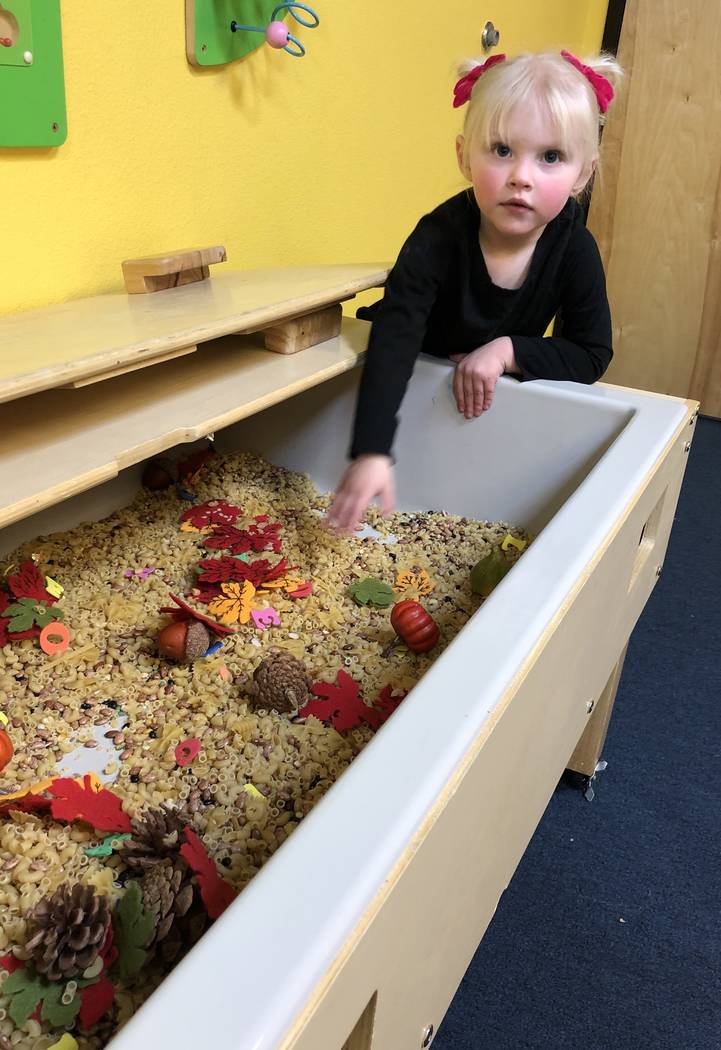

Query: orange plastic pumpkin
[390,600,440,653]
[0,729,13,773]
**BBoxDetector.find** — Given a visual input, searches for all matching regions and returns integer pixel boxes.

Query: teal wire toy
[231,3,320,58]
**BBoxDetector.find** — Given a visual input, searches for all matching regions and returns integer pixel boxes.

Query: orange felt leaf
[208,580,256,625]
[394,569,434,596]
[257,576,288,591]
[180,521,214,535]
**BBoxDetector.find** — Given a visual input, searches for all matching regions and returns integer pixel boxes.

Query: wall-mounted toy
[186,0,318,67]
[0,0,67,146]
[389,600,440,654]
[231,2,319,58]
[0,711,13,773]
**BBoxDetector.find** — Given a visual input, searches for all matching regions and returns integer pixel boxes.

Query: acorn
[142,456,179,491]
[157,620,210,663]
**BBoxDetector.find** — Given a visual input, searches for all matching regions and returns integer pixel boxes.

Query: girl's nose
[508,160,532,189]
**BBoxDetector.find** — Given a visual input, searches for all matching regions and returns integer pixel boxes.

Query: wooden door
[587,0,721,415]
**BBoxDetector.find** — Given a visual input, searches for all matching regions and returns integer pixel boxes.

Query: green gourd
[470,546,512,598]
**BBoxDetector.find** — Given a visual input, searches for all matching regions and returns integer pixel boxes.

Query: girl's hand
[451,337,517,418]
[325,454,395,535]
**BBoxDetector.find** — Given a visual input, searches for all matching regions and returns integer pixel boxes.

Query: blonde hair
[457,51,623,189]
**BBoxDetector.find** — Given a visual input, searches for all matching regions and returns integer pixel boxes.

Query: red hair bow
[561,50,614,113]
[452,53,506,108]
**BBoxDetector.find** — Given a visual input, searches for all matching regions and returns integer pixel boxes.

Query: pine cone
[25,883,110,982]
[122,805,189,873]
[141,859,199,962]
[252,649,312,714]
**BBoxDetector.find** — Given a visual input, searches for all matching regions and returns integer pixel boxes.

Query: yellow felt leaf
[501,533,527,553]
[180,521,213,535]
[258,577,288,590]
[394,569,434,596]
[45,575,64,598]
[208,580,256,624]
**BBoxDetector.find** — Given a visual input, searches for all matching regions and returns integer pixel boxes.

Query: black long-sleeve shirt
[350,189,613,458]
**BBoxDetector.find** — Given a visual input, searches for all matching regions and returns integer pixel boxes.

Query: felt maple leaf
[79,975,115,1029]
[196,555,259,585]
[0,954,23,974]
[158,593,234,636]
[347,577,395,608]
[6,561,55,602]
[3,968,46,1027]
[208,581,256,625]
[181,500,242,530]
[299,670,380,732]
[373,685,408,727]
[48,775,132,833]
[286,579,313,599]
[5,598,63,634]
[112,882,155,982]
[180,828,237,919]
[394,569,434,597]
[40,980,82,1028]
[203,524,253,554]
[0,591,43,643]
[246,521,283,553]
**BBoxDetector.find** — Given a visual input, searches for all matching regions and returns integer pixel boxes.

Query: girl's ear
[456,135,471,180]
[573,156,597,195]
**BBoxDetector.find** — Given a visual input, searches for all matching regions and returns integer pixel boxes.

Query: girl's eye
[493,143,511,158]
[543,150,563,164]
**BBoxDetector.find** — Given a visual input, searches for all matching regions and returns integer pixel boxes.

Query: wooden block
[122,246,226,294]
[262,304,343,355]
[64,345,197,388]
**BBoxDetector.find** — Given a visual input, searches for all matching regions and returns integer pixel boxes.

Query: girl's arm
[511,226,613,384]
[349,216,451,458]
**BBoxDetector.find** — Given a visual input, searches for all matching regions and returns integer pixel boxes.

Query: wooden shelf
[0,265,387,405]
[0,318,370,530]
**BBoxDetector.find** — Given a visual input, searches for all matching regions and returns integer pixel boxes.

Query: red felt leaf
[6,561,54,603]
[0,954,23,974]
[301,671,381,732]
[79,975,115,1029]
[297,696,336,722]
[373,685,408,727]
[197,556,291,590]
[180,828,237,920]
[48,775,132,833]
[0,792,51,818]
[246,521,283,553]
[100,923,118,971]
[158,593,234,636]
[287,580,313,599]
[180,501,242,530]
[202,524,252,555]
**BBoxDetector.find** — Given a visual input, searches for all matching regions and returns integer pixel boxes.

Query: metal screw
[655,565,662,577]
[421,1025,435,1048]
[51,122,59,133]
[586,699,595,714]
[481,21,500,51]
[684,441,691,453]
[23,49,32,64]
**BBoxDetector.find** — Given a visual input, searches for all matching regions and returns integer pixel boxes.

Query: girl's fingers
[483,375,497,411]
[453,365,465,414]
[463,371,476,419]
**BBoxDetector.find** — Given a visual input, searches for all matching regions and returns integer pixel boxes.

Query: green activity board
[0,0,67,146]
[188,0,280,67]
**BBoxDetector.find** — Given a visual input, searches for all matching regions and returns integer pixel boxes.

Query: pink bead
[265,21,289,48]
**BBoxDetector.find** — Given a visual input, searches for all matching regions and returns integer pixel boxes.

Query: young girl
[327,49,622,533]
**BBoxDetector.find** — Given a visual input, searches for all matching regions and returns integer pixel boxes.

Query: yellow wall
[0,1,607,315]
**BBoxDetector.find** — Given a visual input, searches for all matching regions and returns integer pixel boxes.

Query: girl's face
[457,97,593,243]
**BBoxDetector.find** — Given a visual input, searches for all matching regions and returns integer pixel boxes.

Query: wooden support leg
[566,643,628,777]
[262,303,343,355]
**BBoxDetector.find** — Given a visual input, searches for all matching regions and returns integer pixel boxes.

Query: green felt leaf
[347,577,395,608]
[4,969,45,1027]
[5,597,64,633]
[85,832,132,858]
[113,881,156,981]
[470,547,512,598]
[40,981,81,1027]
